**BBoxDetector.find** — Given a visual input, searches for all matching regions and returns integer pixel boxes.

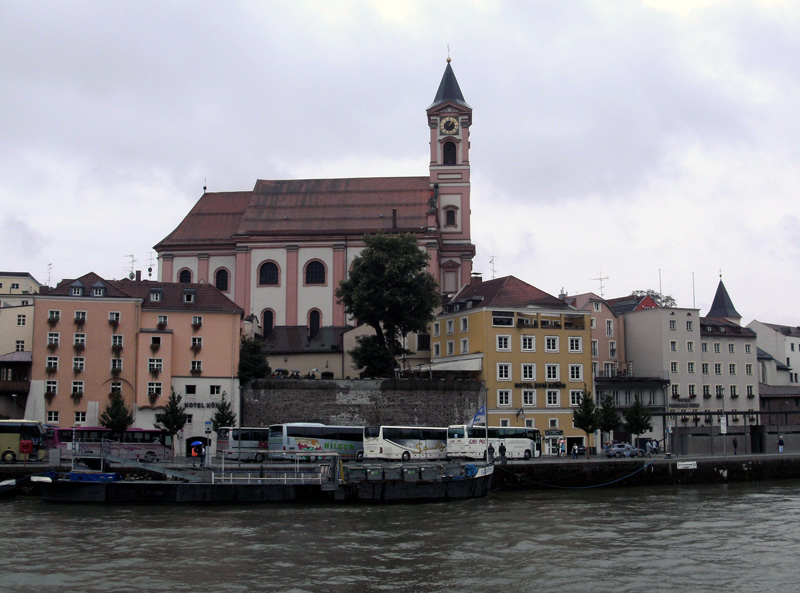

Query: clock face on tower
[439,116,459,135]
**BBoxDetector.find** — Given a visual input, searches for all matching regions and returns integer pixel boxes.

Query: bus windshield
[0,420,47,463]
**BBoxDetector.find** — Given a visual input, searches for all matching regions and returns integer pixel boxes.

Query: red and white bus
[46,426,173,462]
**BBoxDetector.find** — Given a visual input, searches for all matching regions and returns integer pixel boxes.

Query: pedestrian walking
[488,443,495,464]
[778,436,784,453]
[733,438,738,455]
[499,442,507,464]
[571,444,578,459]
[645,440,652,457]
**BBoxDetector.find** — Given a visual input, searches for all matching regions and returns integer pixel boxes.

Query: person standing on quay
[778,436,785,453]
[488,442,495,464]
[499,442,507,464]
[571,444,578,459]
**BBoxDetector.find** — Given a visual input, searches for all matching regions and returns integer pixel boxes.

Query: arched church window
[308,309,321,338]
[259,262,279,286]
[262,309,274,337]
[444,207,458,227]
[214,269,229,291]
[305,261,326,285]
[178,269,192,283]
[443,141,457,165]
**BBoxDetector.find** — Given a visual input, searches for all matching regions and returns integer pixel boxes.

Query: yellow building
[429,276,595,455]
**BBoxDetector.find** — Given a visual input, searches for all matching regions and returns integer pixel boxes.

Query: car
[605,443,642,458]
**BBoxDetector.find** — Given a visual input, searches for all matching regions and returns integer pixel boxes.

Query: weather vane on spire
[447,44,451,62]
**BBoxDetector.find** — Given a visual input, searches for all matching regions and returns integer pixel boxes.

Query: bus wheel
[356,451,364,462]
[523,450,531,460]
[145,451,157,462]
[254,453,265,463]
[401,451,411,462]
[1,451,15,463]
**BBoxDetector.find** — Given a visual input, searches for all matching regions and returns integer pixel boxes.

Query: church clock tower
[427,58,475,293]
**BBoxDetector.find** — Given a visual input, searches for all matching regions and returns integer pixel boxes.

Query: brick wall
[243,379,483,427]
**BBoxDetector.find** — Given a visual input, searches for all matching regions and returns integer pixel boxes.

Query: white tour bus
[363,426,448,461]
[446,425,542,460]
[268,423,365,461]
[216,427,271,462]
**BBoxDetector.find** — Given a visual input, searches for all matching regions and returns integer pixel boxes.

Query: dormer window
[150,290,162,302]
[71,286,83,296]
[183,290,196,304]
[92,283,106,297]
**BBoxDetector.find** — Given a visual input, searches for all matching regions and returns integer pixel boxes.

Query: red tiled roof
[449,276,568,309]
[155,177,431,249]
[43,273,242,314]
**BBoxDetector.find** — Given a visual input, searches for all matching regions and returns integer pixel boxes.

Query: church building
[154,60,476,340]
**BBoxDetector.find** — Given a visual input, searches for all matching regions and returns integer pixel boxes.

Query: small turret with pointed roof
[706,276,742,325]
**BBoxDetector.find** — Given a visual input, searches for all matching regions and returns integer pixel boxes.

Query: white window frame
[47,411,59,423]
[446,319,455,335]
[433,322,440,337]
[497,363,511,381]
[568,336,582,353]
[460,338,468,354]
[522,363,536,381]
[546,390,560,407]
[497,389,511,406]
[545,336,558,353]
[570,390,583,407]
[460,317,468,332]
[522,389,536,407]
[545,364,559,381]
[496,335,511,351]
[569,364,583,382]
[75,411,87,423]
[521,335,535,352]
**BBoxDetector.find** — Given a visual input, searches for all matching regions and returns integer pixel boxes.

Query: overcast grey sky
[2,1,798,325]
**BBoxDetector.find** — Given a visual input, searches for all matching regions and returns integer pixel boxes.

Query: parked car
[605,443,642,458]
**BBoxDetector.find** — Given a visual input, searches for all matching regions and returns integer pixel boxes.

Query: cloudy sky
[2,1,798,325]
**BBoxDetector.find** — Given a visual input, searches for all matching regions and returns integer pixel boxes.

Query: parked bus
[216,427,270,462]
[446,425,542,460]
[268,423,365,461]
[0,420,47,462]
[363,426,448,461]
[45,426,172,462]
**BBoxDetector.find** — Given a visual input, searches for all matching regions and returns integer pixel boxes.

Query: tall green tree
[622,396,653,444]
[336,232,440,377]
[597,394,622,436]
[211,392,237,433]
[239,336,271,386]
[572,390,599,457]
[155,388,188,458]
[99,393,134,441]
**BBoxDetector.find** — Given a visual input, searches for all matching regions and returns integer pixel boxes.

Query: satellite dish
[128,272,135,280]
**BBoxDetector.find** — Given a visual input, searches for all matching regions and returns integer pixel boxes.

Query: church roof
[428,61,470,110]
[705,279,741,319]
[155,177,432,249]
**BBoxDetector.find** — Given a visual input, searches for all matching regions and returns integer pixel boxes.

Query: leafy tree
[155,388,188,458]
[622,396,653,445]
[336,232,440,377]
[597,394,622,435]
[631,289,677,308]
[211,392,237,433]
[572,390,598,457]
[349,334,406,379]
[239,336,271,386]
[99,393,134,441]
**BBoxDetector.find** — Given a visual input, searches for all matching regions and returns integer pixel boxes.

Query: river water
[2,480,799,593]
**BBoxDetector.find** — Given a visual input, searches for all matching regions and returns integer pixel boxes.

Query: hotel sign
[514,382,567,389]
[668,398,700,410]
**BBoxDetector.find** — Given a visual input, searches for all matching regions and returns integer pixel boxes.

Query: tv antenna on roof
[489,256,497,279]
[592,273,609,298]
[125,254,136,279]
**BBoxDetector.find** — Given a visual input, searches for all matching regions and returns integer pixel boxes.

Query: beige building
[428,276,595,455]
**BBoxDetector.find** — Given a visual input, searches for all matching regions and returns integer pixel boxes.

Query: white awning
[420,356,483,372]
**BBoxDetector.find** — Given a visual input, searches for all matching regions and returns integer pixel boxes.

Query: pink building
[26,273,242,456]
[154,60,475,337]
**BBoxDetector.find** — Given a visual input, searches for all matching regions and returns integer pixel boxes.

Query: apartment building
[430,276,594,454]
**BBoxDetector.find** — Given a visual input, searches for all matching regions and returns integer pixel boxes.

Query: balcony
[0,379,30,393]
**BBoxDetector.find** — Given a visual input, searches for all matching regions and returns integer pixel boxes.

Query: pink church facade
[155,61,476,334]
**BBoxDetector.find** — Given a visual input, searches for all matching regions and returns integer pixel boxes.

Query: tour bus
[446,425,542,460]
[363,425,448,462]
[0,420,47,463]
[45,426,172,462]
[216,427,271,462]
[268,423,365,461]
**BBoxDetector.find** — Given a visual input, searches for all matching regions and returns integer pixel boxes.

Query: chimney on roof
[135,270,142,282]
[559,287,568,299]
[471,272,482,285]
